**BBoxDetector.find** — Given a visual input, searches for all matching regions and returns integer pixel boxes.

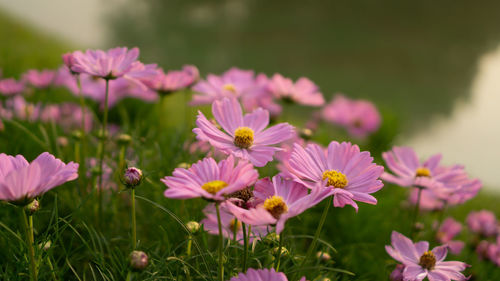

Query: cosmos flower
[386,231,469,281]
[53,66,79,94]
[40,103,93,133]
[200,203,269,244]
[288,141,384,211]
[240,73,282,117]
[322,94,381,138]
[6,96,41,122]
[486,237,500,266]
[22,69,56,89]
[224,175,332,233]
[0,152,79,204]
[161,155,258,201]
[86,158,116,190]
[390,264,405,281]
[0,78,25,96]
[193,98,294,167]
[229,268,306,281]
[466,210,498,237]
[267,73,324,106]
[147,65,199,93]
[436,218,465,255]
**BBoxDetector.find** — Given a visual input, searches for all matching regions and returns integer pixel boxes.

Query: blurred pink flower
[229,268,306,281]
[288,141,384,211]
[193,98,294,167]
[476,240,492,260]
[0,78,25,96]
[7,96,41,122]
[0,152,78,204]
[147,65,199,93]
[322,94,381,138]
[436,217,465,255]
[386,231,469,281]
[466,210,498,237]
[390,264,405,281]
[240,73,282,117]
[487,236,500,266]
[22,69,55,89]
[86,158,116,190]
[268,73,324,106]
[161,155,258,201]
[54,66,79,94]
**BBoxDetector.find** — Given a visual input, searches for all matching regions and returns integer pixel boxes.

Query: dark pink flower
[437,218,465,255]
[229,268,306,281]
[22,69,56,88]
[466,210,498,237]
[268,74,324,106]
[147,65,199,93]
[0,78,25,96]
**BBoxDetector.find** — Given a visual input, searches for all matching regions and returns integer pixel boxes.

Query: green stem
[131,188,137,250]
[97,79,110,226]
[126,271,132,281]
[215,203,224,281]
[47,256,57,281]
[242,223,248,273]
[275,228,284,271]
[22,208,37,281]
[411,187,423,239]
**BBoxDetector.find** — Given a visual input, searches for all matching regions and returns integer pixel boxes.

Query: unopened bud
[299,128,313,139]
[39,240,52,251]
[129,250,148,271]
[96,129,108,140]
[26,199,40,214]
[57,136,69,147]
[186,221,200,234]
[117,134,132,146]
[71,130,82,140]
[414,222,425,232]
[316,251,331,261]
[263,233,280,244]
[177,162,191,169]
[272,246,288,256]
[124,167,143,188]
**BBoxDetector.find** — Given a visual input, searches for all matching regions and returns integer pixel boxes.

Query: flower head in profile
[201,204,269,244]
[22,69,56,89]
[224,176,332,233]
[288,141,384,211]
[229,268,306,281]
[147,65,199,94]
[322,94,381,138]
[466,210,498,237]
[193,98,294,167]
[0,152,79,205]
[0,78,25,96]
[161,155,258,201]
[268,73,324,106]
[436,217,465,255]
[386,231,469,281]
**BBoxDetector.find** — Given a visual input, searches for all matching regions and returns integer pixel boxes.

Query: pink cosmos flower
[390,264,405,281]
[437,218,465,255]
[0,152,79,204]
[476,240,491,260]
[147,65,199,93]
[224,176,332,234]
[6,96,41,122]
[322,94,381,138]
[54,66,79,94]
[62,52,76,72]
[409,188,444,211]
[86,158,116,190]
[267,73,324,106]
[229,268,306,281]
[40,103,93,132]
[240,73,282,117]
[386,231,469,281]
[193,98,294,167]
[161,155,258,201]
[0,78,25,96]
[288,141,384,211]
[486,237,500,266]
[201,203,269,244]
[466,210,498,237]
[22,69,56,89]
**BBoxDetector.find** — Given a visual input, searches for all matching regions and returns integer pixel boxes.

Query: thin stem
[22,209,37,281]
[97,79,110,226]
[215,203,224,281]
[242,223,248,273]
[131,188,137,250]
[47,256,58,281]
[275,228,284,271]
[411,187,423,239]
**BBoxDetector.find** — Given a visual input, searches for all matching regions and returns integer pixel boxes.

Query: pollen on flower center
[229,219,242,233]
[322,170,348,188]
[419,251,436,270]
[201,180,228,194]
[233,127,254,149]
[222,83,237,93]
[416,167,431,177]
[263,196,288,219]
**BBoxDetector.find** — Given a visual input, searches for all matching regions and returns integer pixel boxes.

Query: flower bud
[26,199,40,214]
[186,221,200,234]
[96,129,108,140]
[117,134,132,146]
[71,130,82,141]
[177,162,191,169]
[263,232,280,244]
[39,240,52,251]
[299,128,313,140]
[129,250,148,271]
[57,136,69,147]
[124,167,143,188]
[272,246,288,256]
[316,251,331,261]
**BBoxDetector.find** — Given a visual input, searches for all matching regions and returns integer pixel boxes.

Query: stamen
[201,180,228,194]
[263,196,288,219]
[234,127,254,149]
[416,167,431,177]
[419,251,436,270]
[322,170,348,188]
[222,83,237,93]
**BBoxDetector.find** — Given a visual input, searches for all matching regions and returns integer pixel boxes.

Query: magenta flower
[161,155,258,201]
[390,264,405,281]
[0,152,79,204]
[487,237,500,266]
[147,65,199,93]
[193,98,294,167]
[322,94,381,138]
[437,218,465,255]
[0,78,25,96]
[201,203,269,244]
[22,69,55,88]
[224,176,332,233]
[386,231,469,281]
[229,268,306,281]
[267,73,324,106]
[466,210,498,237]
[288,141,384,211]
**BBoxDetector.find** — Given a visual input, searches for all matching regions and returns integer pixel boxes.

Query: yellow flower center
[263,196,288,219]
[222,83,237,93]
[229,219,242,233]
[322,170,348,188]
[419,251,436,270]
[416,167,431,177]
[233,127,254,149]
[201,180,228,194]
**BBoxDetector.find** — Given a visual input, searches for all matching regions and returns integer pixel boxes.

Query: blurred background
[1,0,499,188]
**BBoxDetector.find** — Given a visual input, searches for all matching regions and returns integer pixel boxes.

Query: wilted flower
[0,78,25,96]
[22,69,55,88]
[193,98,294,167]
[129,250,148,271]
[0,152,79,205]
[229,268,306,281]
[267,73,324,106]
[436,217,465,255]
[466,210,498,237]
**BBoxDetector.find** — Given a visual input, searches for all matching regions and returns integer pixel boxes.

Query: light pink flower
[224,176,332,234]
[22,69,56,88]
[268,74,324,106]
[229,268,306,281]
[161,155,258,201]
[147,65,199,93]
[86,158,116,190]
[0,152,78,204]
[390,264,405,281]
[409,188,444,211]
[193,98,294,167]
[41,103,93,133]
[288,141,384,211]
[437,218,465,255]
[466,210,498,237]
[7,96,41,122]
[0,78,25,96]
[476,240,491,260]
[201,203,269,244]
[487,237,500,266]
[54,66,79,94]
[386,231,469,281]
[240,73,282,117]
[322,94,381,138]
